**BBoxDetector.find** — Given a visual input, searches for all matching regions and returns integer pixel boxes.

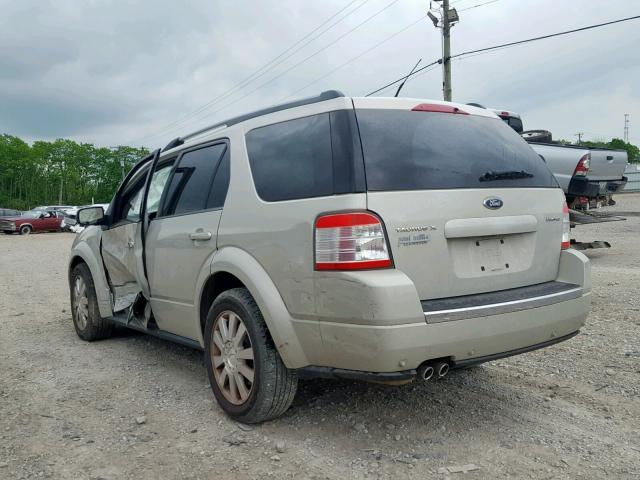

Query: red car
[0,210,63,235]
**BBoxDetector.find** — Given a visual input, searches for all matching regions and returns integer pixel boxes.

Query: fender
[208,246,311,369]
[69,232,113,318]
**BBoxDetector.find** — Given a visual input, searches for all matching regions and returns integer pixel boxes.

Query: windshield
[21,210,42,218]
[356,109,557,190]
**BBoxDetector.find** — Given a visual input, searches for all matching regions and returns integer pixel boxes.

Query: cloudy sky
[1,0,639,148]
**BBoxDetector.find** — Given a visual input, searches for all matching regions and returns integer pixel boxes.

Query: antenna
[394,58,423,97]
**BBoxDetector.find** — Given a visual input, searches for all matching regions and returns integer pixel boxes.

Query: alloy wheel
[73,276,89,330]
[211,310,255,405]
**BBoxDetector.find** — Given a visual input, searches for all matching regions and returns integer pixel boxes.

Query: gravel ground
[1,194,639,479]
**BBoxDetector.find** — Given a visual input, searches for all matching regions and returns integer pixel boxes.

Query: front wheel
[70,263,113,341]
[19,225,32,235]
[204,288,297,423]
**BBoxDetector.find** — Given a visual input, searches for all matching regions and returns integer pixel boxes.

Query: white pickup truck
[487,108,628,208]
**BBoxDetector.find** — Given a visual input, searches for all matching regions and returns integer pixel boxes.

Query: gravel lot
[1,194,639,479]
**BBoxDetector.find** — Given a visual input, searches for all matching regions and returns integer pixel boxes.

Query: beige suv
[69,91,591,423]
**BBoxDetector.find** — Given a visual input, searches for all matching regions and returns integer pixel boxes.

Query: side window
[162,143,227,216]
[114,167,149,224]
[146,161,174,217]
[125,188,144,222]
[246,113,333,201]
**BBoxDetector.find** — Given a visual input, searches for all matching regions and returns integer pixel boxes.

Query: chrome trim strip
[424,287,583,323]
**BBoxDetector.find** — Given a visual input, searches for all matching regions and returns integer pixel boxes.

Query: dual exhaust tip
[417,361,450,381]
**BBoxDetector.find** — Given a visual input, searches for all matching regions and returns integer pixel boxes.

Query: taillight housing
[561,202,571,250]
[573,153,590,176]
[315,212,392,270]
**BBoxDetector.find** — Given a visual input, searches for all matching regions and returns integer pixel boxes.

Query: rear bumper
[301,249,590,373]
[568,176,627,198]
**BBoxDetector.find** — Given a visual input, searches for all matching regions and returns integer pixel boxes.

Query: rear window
[356,109,557,191]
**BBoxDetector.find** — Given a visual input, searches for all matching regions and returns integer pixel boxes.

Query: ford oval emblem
[483,197,503,210]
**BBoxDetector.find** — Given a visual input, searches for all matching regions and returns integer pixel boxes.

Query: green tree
[0,134,149,209]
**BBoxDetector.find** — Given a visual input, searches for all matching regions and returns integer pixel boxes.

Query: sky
[1,0,639,148]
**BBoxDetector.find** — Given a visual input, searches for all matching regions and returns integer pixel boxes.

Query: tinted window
[246,114,333,201]
[356,109,557,190]
[163,143,227,216]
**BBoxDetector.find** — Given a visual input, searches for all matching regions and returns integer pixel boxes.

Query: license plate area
[472,238,509,273]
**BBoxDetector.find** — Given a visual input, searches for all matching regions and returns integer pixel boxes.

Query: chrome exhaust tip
[434,361,450,378]
[417,364,435,381]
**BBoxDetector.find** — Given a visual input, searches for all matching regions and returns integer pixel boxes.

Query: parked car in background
[68,91,591,423]
[0,208,22,218]
[33,205,74,213]
[489,108,628,208]
[1,210,63,235]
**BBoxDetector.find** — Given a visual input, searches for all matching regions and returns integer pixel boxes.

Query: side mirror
[77,206,105,226]
[39,213,45,219]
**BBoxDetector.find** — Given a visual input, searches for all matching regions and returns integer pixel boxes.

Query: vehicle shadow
[105,327,535,442]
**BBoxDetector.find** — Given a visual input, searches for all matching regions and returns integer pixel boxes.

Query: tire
[204,288,297,423]
[70,263,113,341]
[19,225,32,235]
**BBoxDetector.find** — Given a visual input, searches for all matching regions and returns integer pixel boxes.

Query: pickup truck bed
[528,142,628,200]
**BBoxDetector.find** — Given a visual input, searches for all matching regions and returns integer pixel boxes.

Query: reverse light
[561,202,571,250]
[315,212,392,270]
[573,153,590,177]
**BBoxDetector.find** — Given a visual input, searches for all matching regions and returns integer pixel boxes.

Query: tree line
[0,134,149,210]
[1,132,637,211]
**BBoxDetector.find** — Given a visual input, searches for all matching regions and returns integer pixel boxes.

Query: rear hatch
[585,149,628,181]
[353,98,565,300]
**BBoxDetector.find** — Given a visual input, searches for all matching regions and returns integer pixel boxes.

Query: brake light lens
[561,202,571,249]
[573,153,590,176]
[315,212,392,270]
[412,103,468,115]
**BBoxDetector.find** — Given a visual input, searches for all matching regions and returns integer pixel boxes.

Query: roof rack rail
[161,90,344,152]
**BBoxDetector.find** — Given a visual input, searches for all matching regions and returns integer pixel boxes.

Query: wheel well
[68,256,86,283]
[200,272,245,333]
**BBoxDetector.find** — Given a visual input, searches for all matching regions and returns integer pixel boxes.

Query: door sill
[107,313,202,350]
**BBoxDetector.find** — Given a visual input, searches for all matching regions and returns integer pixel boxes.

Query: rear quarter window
[356,109,557,191]
[245,111,365,202]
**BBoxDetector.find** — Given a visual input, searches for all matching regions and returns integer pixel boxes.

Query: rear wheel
[70,263,113,341]
[19,225,32,235]
[204,288,297,423]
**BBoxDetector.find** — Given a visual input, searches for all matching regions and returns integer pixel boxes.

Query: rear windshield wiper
[479,170,534,182]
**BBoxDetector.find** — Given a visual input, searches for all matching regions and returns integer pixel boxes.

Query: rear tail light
[573,153,590,176]
[561,202,571,250]
[315,212,392,270]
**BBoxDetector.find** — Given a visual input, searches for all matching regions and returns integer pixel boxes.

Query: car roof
[161,92,499,156]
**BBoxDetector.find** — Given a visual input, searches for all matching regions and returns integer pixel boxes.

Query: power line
[136,0,403,147]
[450,14,640,60]
[367,14,640,96]
[458,0,500,12]
[173,0,402,131]
[128,0,370,145]
[281,15,427,101]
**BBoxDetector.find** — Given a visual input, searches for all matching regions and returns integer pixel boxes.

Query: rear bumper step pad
[422,281,582,323]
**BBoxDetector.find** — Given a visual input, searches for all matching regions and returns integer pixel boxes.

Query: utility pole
[575,132,584,144]
[441,0,452,101]
[624,114,630,143]
[428,1,459,101]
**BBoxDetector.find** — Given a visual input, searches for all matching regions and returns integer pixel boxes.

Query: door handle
[189,231,212,241]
